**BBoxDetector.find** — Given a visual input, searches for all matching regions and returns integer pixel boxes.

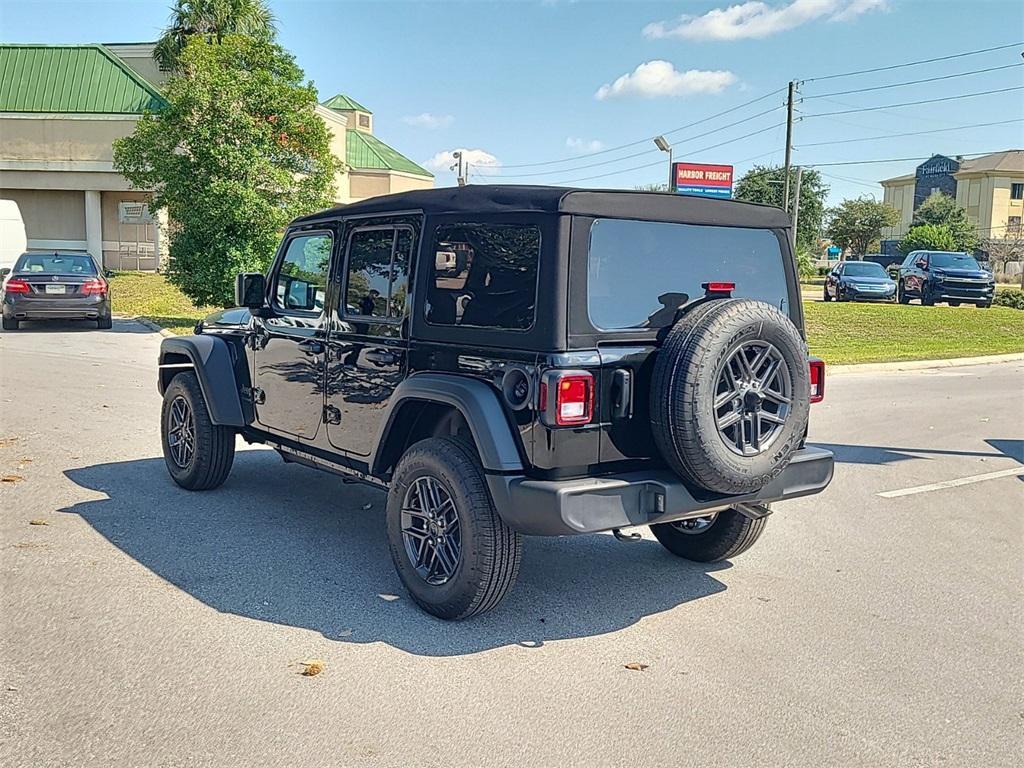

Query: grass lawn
[111,272,1024,365]
[109,271,216,335]
[804,301,1024,364]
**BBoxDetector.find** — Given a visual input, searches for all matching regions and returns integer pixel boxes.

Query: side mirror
[0,268,10,279]
[235,272,266,309]
[104,269,114,278]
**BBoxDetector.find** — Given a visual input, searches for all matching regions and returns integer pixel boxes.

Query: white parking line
[878,467,1024,498]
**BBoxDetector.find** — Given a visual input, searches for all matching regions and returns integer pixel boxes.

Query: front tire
[898,282,910,304]
[823,286,832,302]
[921,284,935,306]
[160,372,235,490]
[386,437,522,620]
[651,507,768,562]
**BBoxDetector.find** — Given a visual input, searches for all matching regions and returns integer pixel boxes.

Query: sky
[1,0,1022,205]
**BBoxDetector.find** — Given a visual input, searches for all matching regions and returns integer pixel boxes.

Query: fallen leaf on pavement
[335,628,353,638]
[377,593,400,602]
[2,474,24,484]
[299,659,325,676]
[0,437,18,448]
[28,519,48,526]
[624,662,649,672]
[13,542,48,549]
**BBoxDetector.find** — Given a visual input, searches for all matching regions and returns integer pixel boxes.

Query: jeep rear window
[587,218,789,331]
[426,223,541,331]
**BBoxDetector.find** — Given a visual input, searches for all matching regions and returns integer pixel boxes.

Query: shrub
[993,289,1024,310]
[898,223,956,254]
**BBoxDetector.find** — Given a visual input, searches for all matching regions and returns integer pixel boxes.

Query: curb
[829,352,1024,375]
[113,314,176,338]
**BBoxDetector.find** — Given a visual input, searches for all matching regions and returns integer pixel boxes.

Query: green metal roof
[322,93,371,113]
[0,44,166,114]
[346,130,433,178]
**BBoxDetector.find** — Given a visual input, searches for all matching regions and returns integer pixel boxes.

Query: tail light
[540,370,595,427]
[703,281,735,297]
[81,278,108,296]
[4,278,30,294]
[809,357,825,403]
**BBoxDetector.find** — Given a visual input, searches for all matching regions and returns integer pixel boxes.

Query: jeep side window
[274,233,332,313]
[344,226,412,320]
[425,223,541,330]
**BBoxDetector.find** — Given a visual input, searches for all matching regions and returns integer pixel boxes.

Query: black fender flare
[370,373,524,475]
[158,335,247,427]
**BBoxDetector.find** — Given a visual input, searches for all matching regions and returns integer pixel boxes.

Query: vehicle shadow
[8,319,150,334]
[62,451,729,656]
[811,439,1023,466]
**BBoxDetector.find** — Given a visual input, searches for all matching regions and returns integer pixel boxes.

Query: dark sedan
[1,252,112,330]
[824,260,897,302]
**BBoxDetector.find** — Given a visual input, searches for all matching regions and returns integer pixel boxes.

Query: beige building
[0,42,432,271]
[879,150,1024,255]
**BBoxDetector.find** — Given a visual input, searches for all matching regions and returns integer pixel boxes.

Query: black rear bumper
[487,446,834,536]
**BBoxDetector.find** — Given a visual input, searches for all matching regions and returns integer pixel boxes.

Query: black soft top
[292,185,791,230]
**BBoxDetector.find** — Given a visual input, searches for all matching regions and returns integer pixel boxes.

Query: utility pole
[790,165,803,251]
[451,151,467,187]
[782,80,796,212]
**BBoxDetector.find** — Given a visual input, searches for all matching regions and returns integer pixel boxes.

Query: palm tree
[154,0,276,71]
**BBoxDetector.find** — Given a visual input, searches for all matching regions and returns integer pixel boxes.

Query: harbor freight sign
[673,162,734,199]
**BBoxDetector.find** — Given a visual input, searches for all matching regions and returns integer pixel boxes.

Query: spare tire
[651,298,810,494]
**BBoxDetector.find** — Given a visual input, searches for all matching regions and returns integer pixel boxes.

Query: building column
[84,190,102,262]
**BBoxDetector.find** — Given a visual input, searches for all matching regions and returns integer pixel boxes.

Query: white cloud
[401,112,454,129]
[566,137,605,153]
[424,148,500,172]
[595,61,737,100]
[643,0,887,41]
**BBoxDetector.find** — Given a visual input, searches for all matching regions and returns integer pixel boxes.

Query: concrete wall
[348,171,433,201]
[104,43,167,87]
[100,191,158,270]
[0,188,86,246]
[958,174,1024,239]
[882,180,915,240]
[0,116,138,163]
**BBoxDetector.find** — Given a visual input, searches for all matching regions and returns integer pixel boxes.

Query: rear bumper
[487,446,834,536]
[4,296,110,320]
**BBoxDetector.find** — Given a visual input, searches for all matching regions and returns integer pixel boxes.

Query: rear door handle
[365,349,398,366]
[297,339,324,355]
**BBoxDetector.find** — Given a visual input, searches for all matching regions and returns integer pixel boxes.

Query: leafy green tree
[911,191,980,252]
[825,197,901,257]
[115,35,340,306]
[155,0,275,70]
[734,165,828,250]
[898,223,957,254]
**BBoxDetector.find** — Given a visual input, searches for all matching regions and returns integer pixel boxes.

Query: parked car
[155,187,833,619]
[897,250,995,307]
[823,260,897,302]
[1,252,111,330]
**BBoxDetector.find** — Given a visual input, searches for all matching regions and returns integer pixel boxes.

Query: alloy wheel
[713,341,793,457]
[166,395,196,469]
[401,475,462,586]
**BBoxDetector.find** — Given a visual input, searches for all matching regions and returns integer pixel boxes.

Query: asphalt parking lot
[1,320,1021,768]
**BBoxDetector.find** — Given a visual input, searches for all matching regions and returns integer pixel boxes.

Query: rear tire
[651,508,768,562]
[97,315,112,329]
[160,372,235,490]
[2,316,18,331]
[386,437,522,620]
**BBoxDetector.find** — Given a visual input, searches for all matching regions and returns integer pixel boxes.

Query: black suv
[897,250,994,307]
[156,187,833,619]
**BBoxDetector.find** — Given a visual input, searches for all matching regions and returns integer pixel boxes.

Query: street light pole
[654,135,673,191]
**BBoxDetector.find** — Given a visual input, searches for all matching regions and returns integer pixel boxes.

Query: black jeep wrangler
[157,186,833,620]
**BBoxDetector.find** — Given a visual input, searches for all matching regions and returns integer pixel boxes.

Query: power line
[483,105,783,179]
[795,118,1024,149]
[495,86,786,169]
[803,41,1024,83]
[804,62,1024,99]
[802,85,1024,118]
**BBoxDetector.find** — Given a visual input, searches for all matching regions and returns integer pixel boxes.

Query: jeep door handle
[297,339,324,355]
[364,349,398,366]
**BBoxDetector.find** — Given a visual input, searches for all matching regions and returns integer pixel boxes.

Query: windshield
[929,252,981,270]
[587,218,789,331]
[842,262,888,277]
[14,253,97,275]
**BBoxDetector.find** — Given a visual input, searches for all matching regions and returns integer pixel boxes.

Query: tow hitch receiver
[735,503,773,520]
[612,528,643,542]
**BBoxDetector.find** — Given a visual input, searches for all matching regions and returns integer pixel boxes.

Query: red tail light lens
[81,278,108,296]
[809,357,825,403]
[703,281,736,293]
[4,278,30,294]
[540,370,595,427]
